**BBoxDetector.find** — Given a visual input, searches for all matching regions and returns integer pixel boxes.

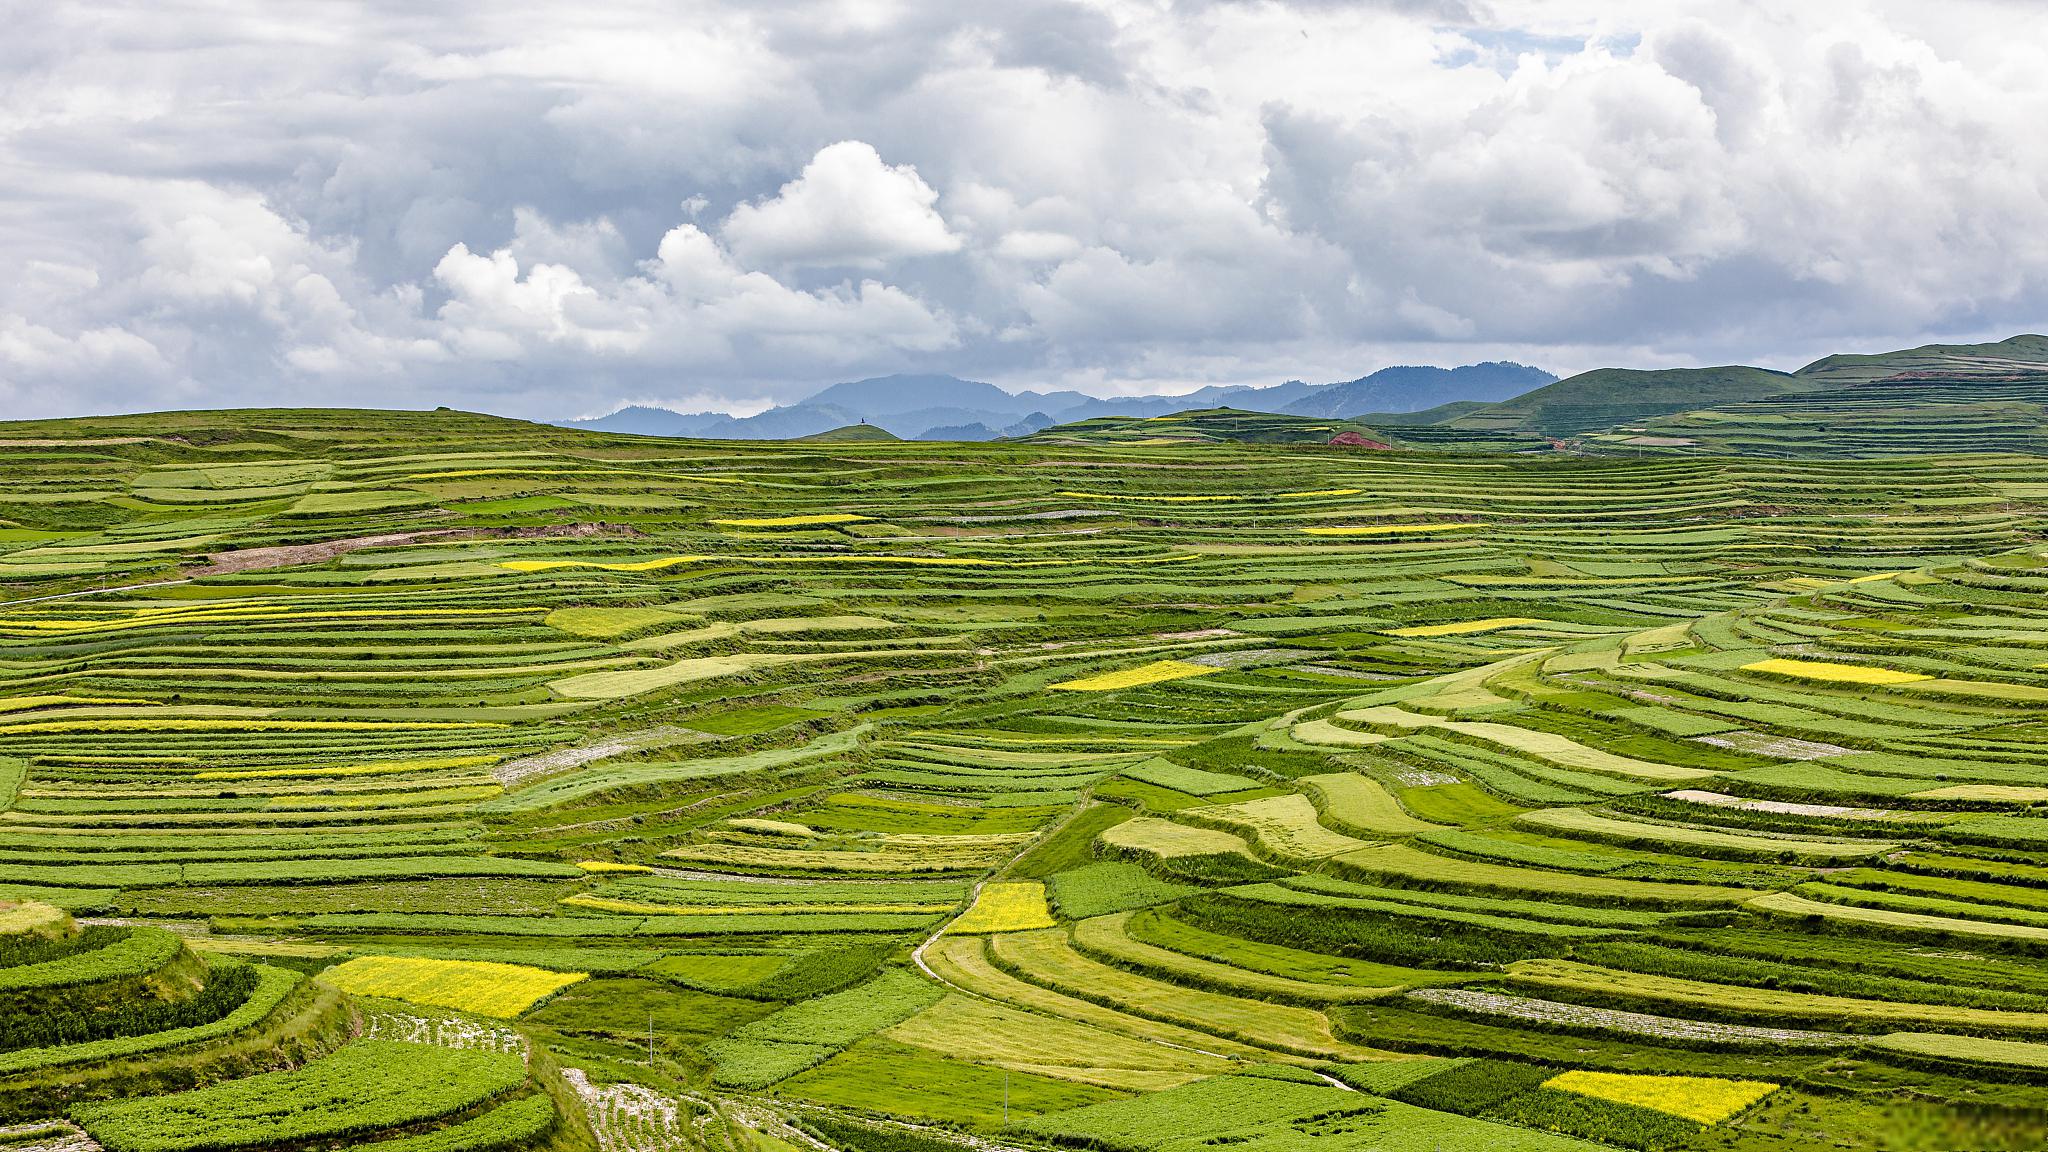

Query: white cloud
[721,141,962,269]
[3,0,2048,418]
[429,216,956,367]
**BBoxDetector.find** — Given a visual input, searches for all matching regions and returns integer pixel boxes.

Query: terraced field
[6,407,2048,1150]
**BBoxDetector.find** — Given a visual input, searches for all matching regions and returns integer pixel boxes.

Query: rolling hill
[795,423,901,442]
[1794,333,2048,386]
[1446,366,1808,436]
[1427,334,2048,451]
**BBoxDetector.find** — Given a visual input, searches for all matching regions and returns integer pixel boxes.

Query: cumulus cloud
[430,215,956,367]
[722,141,962,269]
[2,1,2047,418]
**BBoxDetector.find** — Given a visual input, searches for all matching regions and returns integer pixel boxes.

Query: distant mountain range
[560,362,1556,441]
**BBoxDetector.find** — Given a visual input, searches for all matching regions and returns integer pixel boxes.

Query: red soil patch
[1327,431,1392,449]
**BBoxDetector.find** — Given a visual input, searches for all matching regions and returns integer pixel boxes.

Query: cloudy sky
[5,0,2047,420]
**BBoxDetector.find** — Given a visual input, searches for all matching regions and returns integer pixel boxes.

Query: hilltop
[795,423,900,442]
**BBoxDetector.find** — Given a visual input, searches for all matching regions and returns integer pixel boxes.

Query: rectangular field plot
[319,955,587,1017]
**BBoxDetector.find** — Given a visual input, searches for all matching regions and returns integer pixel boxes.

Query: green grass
[70,1040,526,1152]
[778,1037,1121,1125]
[1046,862,1201,919]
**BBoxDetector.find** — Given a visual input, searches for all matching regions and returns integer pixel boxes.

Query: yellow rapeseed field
[503,554,1001,573]
[1047,660,1223,692]
[0,694,155,713]
[0,718,503,735]
[197,754,498,781]
[504,553,1198,574]
[319,955,586,1017]
[1055,490,1245,502]
[1385,617,1544,638]
[947,881,1057,934]
[1544,1070,1778,1124]
[575,860,653,873]
[710,513,871,527]
[561,894,950,916]
[0,606,542,636]
[1301,523,1471,536]
[1741,657,1931,685]
[1052,489,1360,501]
[502,556,711,572]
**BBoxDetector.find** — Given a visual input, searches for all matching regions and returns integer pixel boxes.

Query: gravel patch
[1409,988,1855,1049]
[1692,730,1850,760]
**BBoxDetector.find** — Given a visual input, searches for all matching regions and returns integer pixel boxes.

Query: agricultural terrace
[3,407,2048,1150]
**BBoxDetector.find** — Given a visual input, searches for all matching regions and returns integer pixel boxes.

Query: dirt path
[491,725,701,787]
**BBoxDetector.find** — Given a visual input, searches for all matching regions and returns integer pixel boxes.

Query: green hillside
[1449,366,1804,436]
[1594,370,2048,457]
[1795,333,2048,386]
[3,406,2048,1149]
[1441,335,2048,450]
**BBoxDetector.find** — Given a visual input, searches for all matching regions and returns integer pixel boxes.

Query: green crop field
[8,403,2048,1151]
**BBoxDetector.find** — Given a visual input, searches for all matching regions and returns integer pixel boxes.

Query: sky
[4,0,2047,421]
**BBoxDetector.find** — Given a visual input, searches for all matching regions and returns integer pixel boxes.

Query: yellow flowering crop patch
[503,554,999,573]
[196,754,498,781]
[560,894,949,916]
[0,695,154,713]
[1302,523,1472,536]
[1055,491,1244,502]
[575,860,653,874]
[403,466,742,483]
[1054,489,1360,501]
[504,552,1198,574]
[947,881,1057,934]
[1544,1070,1777,1124]
[319,955,586,1017]
[1385,617,1544,638]
[0,606,542,635]
[502,556,711,572]
[1047,660,1223,692]
[1741,658,1931,685]
[710,513,870,527]
[0,718,503,735]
